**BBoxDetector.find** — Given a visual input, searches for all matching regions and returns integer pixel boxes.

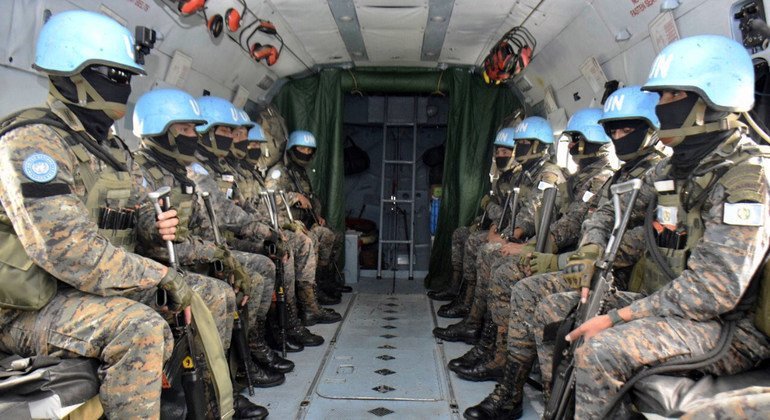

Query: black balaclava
[657,93,733,179]
[247,147,262,163]
[290,147,315,167]
[603,120,653,161]
[49,67,132,141]
[494,146,515,171]
[148,128,199,166]
[200,130,233,159]
[231,141,249,160]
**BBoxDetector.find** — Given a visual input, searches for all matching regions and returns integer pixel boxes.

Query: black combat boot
[428,269,462,301]
[316,286,342,305]
[463,359,529,420]
[298,283,342,326]
[437,276,472,318]
[317,265,343,300]
[251,319,295,373]
[434,300,486,343]
[236,355,285,388]
[285,299,324,346]
[449,315,496,370]
[266,306,304,353]
[234,395,269,420]
[454,327,506,382]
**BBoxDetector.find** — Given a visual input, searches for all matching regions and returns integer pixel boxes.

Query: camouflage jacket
[510,158,566,239]
[0,100,165,297]
[264,159,321,227]
[549,156,614,252]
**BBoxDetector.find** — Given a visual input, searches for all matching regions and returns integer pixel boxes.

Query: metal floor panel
[247,276,544,419]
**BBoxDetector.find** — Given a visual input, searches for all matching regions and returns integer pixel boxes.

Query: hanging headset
[178,0,206,16]
[207,14,224,38]
[250,43,279,66]
[225,8,241,32]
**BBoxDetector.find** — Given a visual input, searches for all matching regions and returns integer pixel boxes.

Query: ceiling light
[391,55,401,60]
[339,15,353,22]
[660,0,681,12]
[614,28,632,42]
[351,51,363,57]
[425,51,436,57]
[430,16,445,22]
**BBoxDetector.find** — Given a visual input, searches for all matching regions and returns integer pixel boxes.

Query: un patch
[22,153,58,183]
[188,162,209,176]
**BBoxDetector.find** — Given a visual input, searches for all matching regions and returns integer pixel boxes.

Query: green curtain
[424,69,518,290]
[272,68,518,289]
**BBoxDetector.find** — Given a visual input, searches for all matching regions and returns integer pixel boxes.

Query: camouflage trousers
[286,230,317,288]
[451,226,473,272]
[461,230,492,302]
[466,242,504,320]
[680,387,770,419]
[308,225,342,268]
[231,250,275,343]
[533,290,770,419]
[0,272,234,418]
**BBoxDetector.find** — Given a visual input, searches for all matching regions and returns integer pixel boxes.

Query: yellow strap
[190,292,234,419]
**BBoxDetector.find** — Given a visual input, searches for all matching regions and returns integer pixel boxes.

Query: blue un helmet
[196,96,242,133]
[287,131,316,167]
[564,109,611,144]
[493,128,516,149]
[248,124,267,142]
[511,117,554,164]
[287,131,317,149]
[133,89,205,137]
[600,86,661,161]
[237,110,256,129]
[33,10,145,76]
[643,35,754,112]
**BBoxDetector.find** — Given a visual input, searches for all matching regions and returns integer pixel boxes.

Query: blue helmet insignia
[565,108,611,144]
[133,89,206,137]
[600,86,660,130]
[493,128,516,148]
[33,10,145,76]
[288,131,317,149]
[513,117,555,144]
[22,153,58,183]
[642,35,754,112]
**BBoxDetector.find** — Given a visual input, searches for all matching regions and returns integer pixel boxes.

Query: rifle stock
[261,190,288,357]
[543,179,642,420]
[535,186,558,253]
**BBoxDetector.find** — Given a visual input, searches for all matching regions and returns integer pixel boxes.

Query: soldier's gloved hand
[563,244,602,289]
[223,253,252,294]
[480,194,491,211]
[159,268,193,313]
[529,252,558,275]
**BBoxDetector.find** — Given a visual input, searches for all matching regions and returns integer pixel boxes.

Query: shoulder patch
[720,162,766,203]
[22,153,58,183]
[723,203,764,226]
[188,162,209,176]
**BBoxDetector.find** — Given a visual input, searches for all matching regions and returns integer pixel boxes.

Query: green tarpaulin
[273,67,519,290]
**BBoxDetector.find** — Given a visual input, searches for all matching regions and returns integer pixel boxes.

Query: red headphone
[177,0,206,16]
[225,8,241,32]
[207,14,224,38]
[250,43,279,66]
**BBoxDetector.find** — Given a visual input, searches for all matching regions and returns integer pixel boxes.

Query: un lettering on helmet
[604,94,626,113]
[649,53,674,80]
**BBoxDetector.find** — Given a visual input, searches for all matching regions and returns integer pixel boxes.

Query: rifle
[476,190,493,230]
[498,187,520,240]
[148,187,206,420]
[543,179,642,420]
[199,191,254,396]
[260,190,288,358]
[535,186,558,253]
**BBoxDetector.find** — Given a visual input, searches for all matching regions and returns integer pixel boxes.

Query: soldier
[192,96,325,352]
[536,35,770,419]
[265,130,351,303]
[428,138,517,303]
[463,86,663,419]
[449,110,615,383]
[132,89,294,388]
[436,122,566,320]
[0,11,263,419]
[228,118,341,325]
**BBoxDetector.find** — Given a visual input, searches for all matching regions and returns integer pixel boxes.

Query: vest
[0,108,134,309]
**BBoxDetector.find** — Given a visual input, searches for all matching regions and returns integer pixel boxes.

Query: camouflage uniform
[680,387,770,419]
[460,160,565,310]
[265,160,342,269]
[535,135,770,419]
[134,147,271,344]
[476,157,612,328]
[0,102,231,417]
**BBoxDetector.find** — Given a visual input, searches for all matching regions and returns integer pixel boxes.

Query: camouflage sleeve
[550,169,612,252]
[0,125,165,295]
[130,160,166,247]
[628,158,770,320]
[612,226,645,269]
[264,164,296,224]
[485,202,504,225]
[579,167,658,249]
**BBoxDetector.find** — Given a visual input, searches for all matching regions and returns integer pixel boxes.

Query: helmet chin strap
[616,130,659,162]
[144,132,197,165]
[514,142,545,164]
[49,76,127,120]
[658,98,744,147]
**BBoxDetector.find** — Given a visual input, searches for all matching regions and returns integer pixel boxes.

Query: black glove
[159,269,193,312]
